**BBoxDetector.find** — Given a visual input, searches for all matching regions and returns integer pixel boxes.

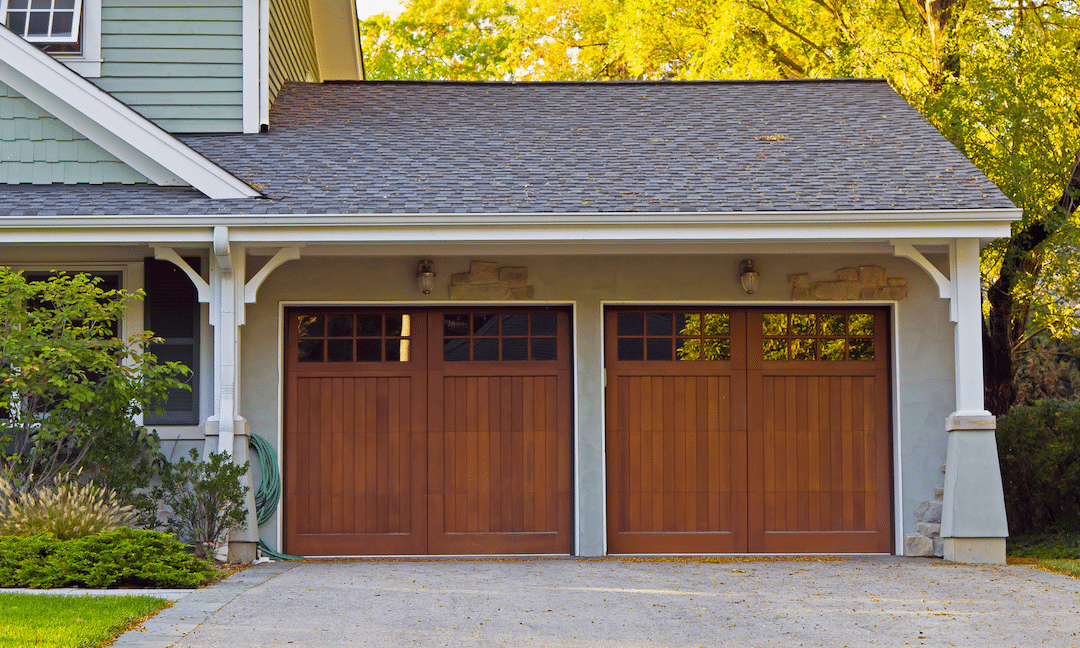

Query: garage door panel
[607,371,747,553]
[608,306,891,555]
[430,371,571,554]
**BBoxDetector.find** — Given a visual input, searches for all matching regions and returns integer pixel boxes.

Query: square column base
[943,538,1005,565]
[227,540,257,564]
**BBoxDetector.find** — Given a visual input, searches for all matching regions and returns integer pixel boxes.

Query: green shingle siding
[269,0,319,106]
[0,81,148,184]
[92,0,244,133]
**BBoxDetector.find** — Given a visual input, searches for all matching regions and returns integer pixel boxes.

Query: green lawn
[0,592,170,648]
[1007,532,1080,578]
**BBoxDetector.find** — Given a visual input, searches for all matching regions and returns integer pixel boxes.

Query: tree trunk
[983,150,1080,415]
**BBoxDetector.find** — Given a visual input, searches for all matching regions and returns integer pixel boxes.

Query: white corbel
[245,247,301,304]
[892,241,957,322]
[152,247,210,302]
[213,226,233,272]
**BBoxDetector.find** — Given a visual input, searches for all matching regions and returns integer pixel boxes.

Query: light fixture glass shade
[416,260,435,294]
[740,259,759,294]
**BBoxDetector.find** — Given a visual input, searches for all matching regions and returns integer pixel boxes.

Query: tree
[0,269,190,491]
[360,0,1080,413]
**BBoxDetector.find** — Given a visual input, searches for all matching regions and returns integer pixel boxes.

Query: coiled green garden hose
[249,433,303,561]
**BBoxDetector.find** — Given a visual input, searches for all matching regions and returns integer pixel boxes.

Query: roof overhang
[0,208,1020,247]
[0,27,261,199]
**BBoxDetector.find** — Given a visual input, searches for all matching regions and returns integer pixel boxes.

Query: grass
[0,592,170,648]
[1007,532,1080,578]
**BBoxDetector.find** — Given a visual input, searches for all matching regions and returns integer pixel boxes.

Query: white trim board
[0,28,260,199]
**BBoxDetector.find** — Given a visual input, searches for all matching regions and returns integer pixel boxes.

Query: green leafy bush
[0,528,218,589]
[154,450,249,560]
[0,268,189,490]
[997,398,1080,535]
[0,471,133,539]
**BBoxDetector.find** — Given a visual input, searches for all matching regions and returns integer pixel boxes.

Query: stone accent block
[859,265,887,286]
[933,538,944,557]
[835,267,859,282]
[904,534,935,557]
[791,265,909,302]
[469,261,500,284]
[449,283,510,300]
[915,500,942,523]
[918,521,941,538]
[499,267,529,287]
[934,486,944,500]
[449,260,535,300]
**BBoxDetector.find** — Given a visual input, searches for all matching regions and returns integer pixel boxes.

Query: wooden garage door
[284,308,573,556]
[606,307,891,554]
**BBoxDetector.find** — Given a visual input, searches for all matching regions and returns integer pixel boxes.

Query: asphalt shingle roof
[0,79,1015,216]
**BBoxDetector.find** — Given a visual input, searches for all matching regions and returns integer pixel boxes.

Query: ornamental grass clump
[0,471,134,540]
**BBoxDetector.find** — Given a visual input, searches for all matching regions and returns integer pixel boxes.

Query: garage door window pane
[298,339,323,362]
[763,311,878,361]
[646,313,672,336]
[618,338,644,361]
[617,313,644,336]
[647,337,672,361]
[328,339,353,362]
[327,315,353,337]
[444,312,559,362]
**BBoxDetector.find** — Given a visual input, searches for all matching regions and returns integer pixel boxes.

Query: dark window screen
[144,257,200,425]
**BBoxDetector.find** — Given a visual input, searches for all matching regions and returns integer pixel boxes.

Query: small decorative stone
[791,287,810,300]
[905,534,935,557]
[859,265,888,287]
[934,486,944,500]
[888,277,908,287]
[918,521,941,538]
[835,267,859,282]
[788,273,810,288]
[499,267,529,288]
[451,272,473,285]
[933,538,944,557]
[510,286,535,299]
[469,261,500,284]
[915,500,942,524]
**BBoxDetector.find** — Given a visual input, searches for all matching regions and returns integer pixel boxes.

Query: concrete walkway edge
[111,561,298,648]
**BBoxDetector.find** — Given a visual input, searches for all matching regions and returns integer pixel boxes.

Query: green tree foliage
[360,0,1080,413]
[0,269,190,490]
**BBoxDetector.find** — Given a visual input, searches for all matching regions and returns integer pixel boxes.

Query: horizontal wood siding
[269,0,319,106]
[0,81,148,184]
[92,0,243,133]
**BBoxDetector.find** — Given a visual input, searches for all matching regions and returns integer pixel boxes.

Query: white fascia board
[0,213,1015,245]
[0,29,260,199]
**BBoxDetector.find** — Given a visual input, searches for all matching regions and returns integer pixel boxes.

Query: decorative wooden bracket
[245,247,302,304]
[152,246,210,302]
[892,241,957,322]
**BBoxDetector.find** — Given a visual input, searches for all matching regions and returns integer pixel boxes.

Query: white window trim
[0,0,100,77]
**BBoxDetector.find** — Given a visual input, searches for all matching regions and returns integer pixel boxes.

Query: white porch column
[202,227,260,563]
[940,237,1008,564]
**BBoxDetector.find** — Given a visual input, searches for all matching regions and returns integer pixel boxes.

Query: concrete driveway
[117,556,1080,647]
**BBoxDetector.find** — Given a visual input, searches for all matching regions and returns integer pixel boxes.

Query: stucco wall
[241,252,954,556]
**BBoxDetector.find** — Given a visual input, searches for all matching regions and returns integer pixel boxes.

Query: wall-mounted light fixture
[416,259,436,295]
[739,259,759,295]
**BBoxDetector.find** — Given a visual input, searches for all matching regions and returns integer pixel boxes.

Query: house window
[2,0,82,45]
[144,258,201,426]
[1,0,100,76]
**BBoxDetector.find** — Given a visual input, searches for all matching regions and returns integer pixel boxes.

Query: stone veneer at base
[944,538,1006,565]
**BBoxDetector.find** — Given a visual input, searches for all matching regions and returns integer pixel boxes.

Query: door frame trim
[599,300,902,556]
[275,300,579,557]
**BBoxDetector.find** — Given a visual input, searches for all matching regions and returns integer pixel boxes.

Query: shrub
[997,398,1080,535]
[154,450,249,560]
[0,268,189,490]
[0,471,133,540]
[0,529,218,589]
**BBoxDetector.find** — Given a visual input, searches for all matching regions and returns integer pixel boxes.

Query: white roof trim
[0,28,260,199]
